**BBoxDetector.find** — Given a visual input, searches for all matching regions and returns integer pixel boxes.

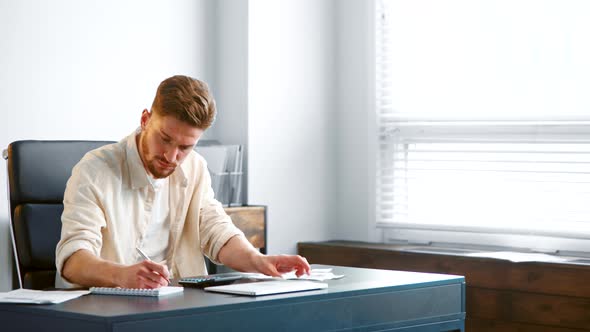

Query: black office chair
[3,140,113,290]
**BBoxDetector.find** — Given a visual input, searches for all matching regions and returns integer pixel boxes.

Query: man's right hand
[118,260,170,289]
[62,249,170,288]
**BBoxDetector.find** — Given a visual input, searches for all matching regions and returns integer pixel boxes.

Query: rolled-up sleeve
[55,161,106,276]
[198,166,244,264]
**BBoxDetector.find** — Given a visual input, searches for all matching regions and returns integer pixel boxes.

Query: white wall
[248,0,337,255]
[0,0,364,290]
[0,0,213,291]
[334,0,380,243]
[208,0,250,204]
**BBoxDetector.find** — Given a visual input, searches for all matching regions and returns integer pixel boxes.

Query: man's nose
[164,147,179,163]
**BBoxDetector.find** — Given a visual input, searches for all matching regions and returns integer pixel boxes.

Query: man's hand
[252,254,311,278]
[218,235,311,277]
[61,249,170,288]
[118,260,170,289]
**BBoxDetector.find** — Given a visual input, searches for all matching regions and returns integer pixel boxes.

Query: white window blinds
[375,0,590,249]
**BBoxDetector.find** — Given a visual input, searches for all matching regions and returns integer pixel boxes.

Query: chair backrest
[5,140,114,289]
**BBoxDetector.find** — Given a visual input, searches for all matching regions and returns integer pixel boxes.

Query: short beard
[148,159,174,179]
[140,132,175,179]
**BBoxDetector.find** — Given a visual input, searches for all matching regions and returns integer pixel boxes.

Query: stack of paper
[281,268,345,281]
[0,289,90,304]
[244,268,345,282]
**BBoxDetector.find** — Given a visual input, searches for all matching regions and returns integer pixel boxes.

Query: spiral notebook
[89,286,184,297]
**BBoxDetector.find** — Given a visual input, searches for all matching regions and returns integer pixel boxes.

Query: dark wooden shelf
[208,205,268,274]
[224,205,266,253]
[298,240,590,332]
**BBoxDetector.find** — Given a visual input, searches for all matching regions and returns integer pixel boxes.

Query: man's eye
[161,137,171,143]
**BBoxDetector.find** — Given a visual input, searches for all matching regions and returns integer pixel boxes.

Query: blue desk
[0,265,465,331]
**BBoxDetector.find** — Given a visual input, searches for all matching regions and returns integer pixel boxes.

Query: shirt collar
[124,128,189,190]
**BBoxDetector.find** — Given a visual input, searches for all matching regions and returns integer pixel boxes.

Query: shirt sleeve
[55,160,107,278]
[197,163,245,264]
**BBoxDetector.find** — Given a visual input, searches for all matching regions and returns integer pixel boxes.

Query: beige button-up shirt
[55,130,244,284]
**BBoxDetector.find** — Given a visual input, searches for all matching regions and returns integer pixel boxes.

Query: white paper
[465,251,571,263]
[0,288,90,304]
[244,268,345,281]
[282,271,345,281]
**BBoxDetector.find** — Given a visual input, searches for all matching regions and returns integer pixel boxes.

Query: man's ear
[140,109,151,130]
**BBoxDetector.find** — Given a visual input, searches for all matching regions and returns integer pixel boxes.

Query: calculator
[179,273,244,288]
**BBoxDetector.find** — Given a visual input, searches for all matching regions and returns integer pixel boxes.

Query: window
[375,0,590,253]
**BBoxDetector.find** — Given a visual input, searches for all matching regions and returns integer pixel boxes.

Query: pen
[136,247,170,284]
[136,247,151,261]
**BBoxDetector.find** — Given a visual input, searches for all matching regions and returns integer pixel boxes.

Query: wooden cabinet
[224,206,266,254]
[208,205,267,274]
[298,240,590,332]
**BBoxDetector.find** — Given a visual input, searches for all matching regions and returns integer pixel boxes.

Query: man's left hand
[253,254,311,278]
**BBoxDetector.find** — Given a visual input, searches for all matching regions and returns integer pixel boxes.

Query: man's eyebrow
[159,130,172,138]
[160,129,195,149]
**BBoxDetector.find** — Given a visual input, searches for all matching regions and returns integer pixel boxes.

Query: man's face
[138,110,203,178]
